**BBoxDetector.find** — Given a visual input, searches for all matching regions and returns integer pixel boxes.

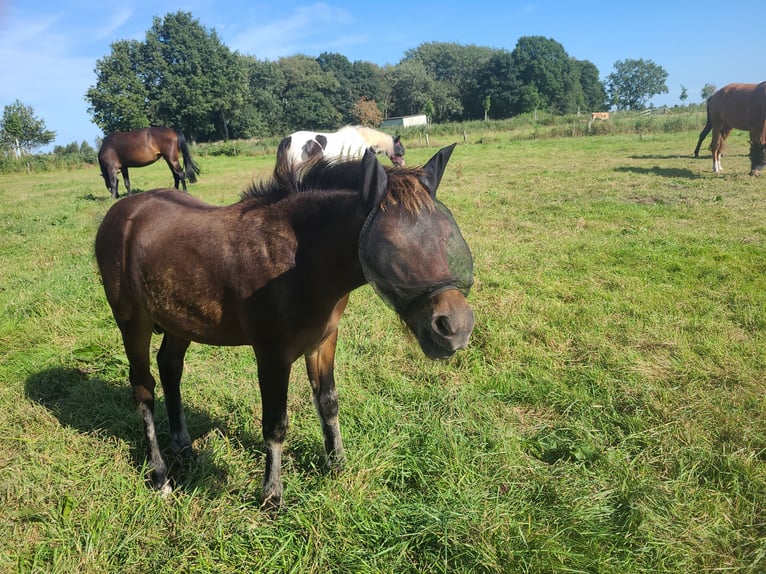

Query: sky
[0,0,762,151]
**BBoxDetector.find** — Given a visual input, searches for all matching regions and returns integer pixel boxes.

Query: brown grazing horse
[693,82,766,175]
[95,145,474,508]
[98,127,200,199]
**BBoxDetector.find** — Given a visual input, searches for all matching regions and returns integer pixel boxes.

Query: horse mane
[351,126,395,155]
[240,157,433,214]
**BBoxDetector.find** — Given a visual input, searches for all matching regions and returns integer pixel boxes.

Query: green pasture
[1,129,764,573]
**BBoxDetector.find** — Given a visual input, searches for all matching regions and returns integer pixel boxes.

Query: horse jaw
[404,289,474,360]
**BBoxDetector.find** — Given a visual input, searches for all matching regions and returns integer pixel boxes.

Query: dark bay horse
[95,145,474,508]
[98,127,201,199]
[693,82,766,175]
[278,126,405,167]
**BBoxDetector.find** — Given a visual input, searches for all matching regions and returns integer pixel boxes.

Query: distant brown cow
[590,112,610,120]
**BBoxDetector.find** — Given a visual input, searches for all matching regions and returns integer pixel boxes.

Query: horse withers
[277,125,405,168]
[98,127,201,199]
[95,144,473,508]
[693,82,766,175]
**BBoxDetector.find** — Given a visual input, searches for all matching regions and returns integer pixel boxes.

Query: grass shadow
[24,366,329,499]
[614,165,701,179]
[24,366,236,498]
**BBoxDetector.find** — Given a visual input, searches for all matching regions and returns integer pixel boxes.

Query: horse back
[98,128,170,168]
[711,83,763,128]
[96,190,303,346]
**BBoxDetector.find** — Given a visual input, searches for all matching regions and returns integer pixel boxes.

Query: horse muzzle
[406,288,474,360]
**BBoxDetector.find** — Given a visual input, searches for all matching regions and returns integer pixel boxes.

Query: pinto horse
[693,82,766,175]
[277,125,405,167]
[98,127,201,199]
[95,145,474,508]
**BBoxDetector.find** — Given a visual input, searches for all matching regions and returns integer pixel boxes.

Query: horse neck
[291,192,368,292]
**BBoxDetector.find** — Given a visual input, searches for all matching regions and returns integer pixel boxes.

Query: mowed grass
[1,130,764,573]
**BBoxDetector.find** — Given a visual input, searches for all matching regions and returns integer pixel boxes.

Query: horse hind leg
[120,315,172,494]
[710,125,731,173]
[304,328,346,472]
[157,333,192,456]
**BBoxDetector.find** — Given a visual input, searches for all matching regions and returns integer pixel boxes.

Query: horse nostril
[433,315,454,337]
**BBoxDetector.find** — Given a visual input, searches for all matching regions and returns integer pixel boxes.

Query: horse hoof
[260,492,284,512]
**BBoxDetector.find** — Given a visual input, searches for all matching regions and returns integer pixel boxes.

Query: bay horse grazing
[693,82,766,175]
[98,127,201,199]
[95,145,474,508]
[277,125,405,167]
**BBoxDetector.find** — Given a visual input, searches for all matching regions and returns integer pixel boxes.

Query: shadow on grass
[614,165,701,179]
[24,366,329,500]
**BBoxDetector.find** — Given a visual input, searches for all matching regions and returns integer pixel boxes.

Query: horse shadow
[23,366,322,500]
[614,165,701,179]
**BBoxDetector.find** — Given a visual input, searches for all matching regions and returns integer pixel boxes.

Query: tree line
[84,12,672,143]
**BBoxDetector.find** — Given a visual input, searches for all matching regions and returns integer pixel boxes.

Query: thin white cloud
[97,7,133,40]
[228,3,361,59]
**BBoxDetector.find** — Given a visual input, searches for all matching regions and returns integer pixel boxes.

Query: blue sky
[0,0,761,151]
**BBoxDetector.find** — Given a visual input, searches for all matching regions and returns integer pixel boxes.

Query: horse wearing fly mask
[95,144,473,508]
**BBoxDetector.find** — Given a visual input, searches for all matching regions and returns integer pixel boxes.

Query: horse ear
[419,143,456,197]
[360,148,388,209]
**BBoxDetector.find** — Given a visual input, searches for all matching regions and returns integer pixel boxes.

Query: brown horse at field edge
[693,82,766,175]
[98,127,200,198]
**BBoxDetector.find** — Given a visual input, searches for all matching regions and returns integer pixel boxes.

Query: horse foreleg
[256,356,291,509]
[305,328,346,472]
[157,334,192,456]
[120,316,171,494]
[122,168,132,195]
[749,126,766,175]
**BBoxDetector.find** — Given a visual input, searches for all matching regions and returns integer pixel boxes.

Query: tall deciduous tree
[606,59,668,110]
[510,36,583,115]
[86,12,250,141]
[0,100,55,156]
[86,40,150,133]
[278,55,342,130]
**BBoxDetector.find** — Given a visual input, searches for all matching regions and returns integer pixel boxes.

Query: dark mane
[240,158,434,213]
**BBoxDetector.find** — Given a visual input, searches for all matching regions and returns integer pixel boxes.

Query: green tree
[278,55,341,130]
[510,36,583,114]
[386,59,436,118]
[680,85,688,103]
[606,59,668,110]
[574,60,606,111]
[86,40,150,133]
[141,12,248,140]
[0,100,55,156]
[402,42,494,121]
[474,50,516,119]
[240,57,286,137]
[701,83,717,101]
[86,12,250,141]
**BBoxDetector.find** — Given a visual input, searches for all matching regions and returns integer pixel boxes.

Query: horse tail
[176,130,200,183]
[694,99,713,158]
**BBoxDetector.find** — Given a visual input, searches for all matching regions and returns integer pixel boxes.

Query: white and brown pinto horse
[278,126,405,167]
[693,82,766,175]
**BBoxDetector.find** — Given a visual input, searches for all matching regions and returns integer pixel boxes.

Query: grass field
[1,128,764,573]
